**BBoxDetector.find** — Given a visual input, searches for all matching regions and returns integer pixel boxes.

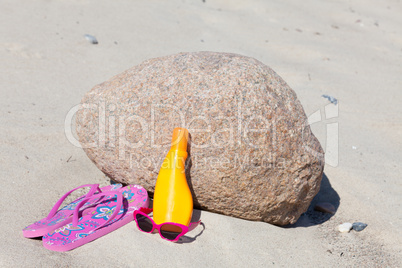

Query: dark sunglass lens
[160,224,183,241]
[135,214,153,233]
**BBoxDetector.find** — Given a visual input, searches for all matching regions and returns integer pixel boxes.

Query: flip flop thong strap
[72,191,124,231]
[46,184,102,220]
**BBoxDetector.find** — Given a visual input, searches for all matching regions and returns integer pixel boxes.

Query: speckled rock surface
[76,52,324,225]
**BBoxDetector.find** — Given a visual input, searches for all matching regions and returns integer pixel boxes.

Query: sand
[1,0,401,266]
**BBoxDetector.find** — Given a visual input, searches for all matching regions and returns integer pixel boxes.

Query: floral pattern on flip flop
[43,235,69,246]
[110,183,123,190]
[47,213,68,226]
[122,190,134,200]
[60,200,91,211]
[23,211,66,231]
[54,224,86,237]
[91,205,124,221]
[23,184,124,235]
[42,185,149,250]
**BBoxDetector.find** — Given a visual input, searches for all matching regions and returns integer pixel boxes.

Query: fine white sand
[1,0,401,266]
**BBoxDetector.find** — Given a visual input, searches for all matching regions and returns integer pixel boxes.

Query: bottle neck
[161,150,187,171]
[170,128,189,152]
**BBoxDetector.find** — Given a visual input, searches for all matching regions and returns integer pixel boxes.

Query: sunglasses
[133,208,201,242]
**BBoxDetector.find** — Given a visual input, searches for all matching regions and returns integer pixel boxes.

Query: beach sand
[1,0,401,266]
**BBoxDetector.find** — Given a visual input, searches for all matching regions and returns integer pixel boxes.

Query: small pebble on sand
[338,223,353,233]
[322,94,338,105]
[352,222,367,232]
[84,34,98,44]
[314,202,336,214]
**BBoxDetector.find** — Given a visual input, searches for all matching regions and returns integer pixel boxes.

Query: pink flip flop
[23,183,122,238]
[42,184,149,252]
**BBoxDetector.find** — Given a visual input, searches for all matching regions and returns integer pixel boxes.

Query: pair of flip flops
[23,183,149,252]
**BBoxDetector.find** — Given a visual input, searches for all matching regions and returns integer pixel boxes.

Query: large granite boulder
[76,52,324,225]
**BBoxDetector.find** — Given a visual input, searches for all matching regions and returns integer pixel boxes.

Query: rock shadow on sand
[284,172,340,228]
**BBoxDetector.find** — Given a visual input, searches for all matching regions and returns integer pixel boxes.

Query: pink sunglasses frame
[133,208,201,242]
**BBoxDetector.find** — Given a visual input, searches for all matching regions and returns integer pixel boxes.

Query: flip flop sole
[42,185,149,251]
[23,184,122,238]
[43,211,135,252]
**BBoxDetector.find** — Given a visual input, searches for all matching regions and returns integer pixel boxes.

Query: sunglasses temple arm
[188,220,202,231]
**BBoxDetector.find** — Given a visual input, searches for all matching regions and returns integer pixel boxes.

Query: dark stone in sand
[352,222,367,232]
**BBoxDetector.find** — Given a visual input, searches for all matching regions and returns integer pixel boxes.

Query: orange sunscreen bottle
[153,128,193,232]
